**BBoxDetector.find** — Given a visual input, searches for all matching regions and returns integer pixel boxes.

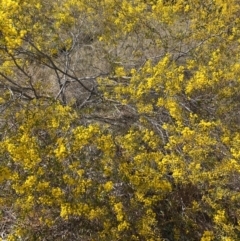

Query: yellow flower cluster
[0,0,239,240]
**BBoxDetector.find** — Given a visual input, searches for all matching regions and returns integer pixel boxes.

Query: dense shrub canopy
[0,0,240,240]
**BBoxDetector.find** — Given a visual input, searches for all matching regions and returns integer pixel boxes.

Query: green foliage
[0,0,240,240]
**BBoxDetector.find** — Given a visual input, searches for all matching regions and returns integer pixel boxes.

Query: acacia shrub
[0,0,240,240]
